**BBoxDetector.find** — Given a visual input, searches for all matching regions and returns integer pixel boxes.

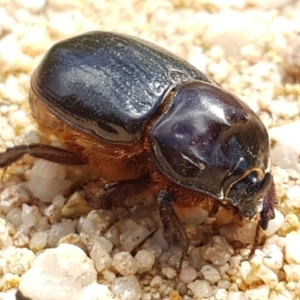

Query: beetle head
[150,81,272,223]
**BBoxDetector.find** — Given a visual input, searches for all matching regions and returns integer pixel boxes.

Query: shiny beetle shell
[0,32,276,252]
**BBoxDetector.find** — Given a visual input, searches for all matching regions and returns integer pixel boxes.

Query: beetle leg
[157,189,189,254]
[83,177,152,210]
[0,143,86,168]
[259,174,276,230]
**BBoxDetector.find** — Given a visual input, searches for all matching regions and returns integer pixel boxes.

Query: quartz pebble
[112,252,138,276]
[201,236,234,265]
[285,232,300,264]
[76,282,115,300]
[135,250,155,274]
[18,243,97,300]
[263,209,284,237]
[187,280,213,298]
[21,203,41,227]
[0,218,10,247]
[111,275,142,300]
[48,219,76,247]
[29,231,48,252]
[179,266,197,284]
[6,207,22,227]
[200,265,221,283]
[90,241,112,273]
[0,185,30,214]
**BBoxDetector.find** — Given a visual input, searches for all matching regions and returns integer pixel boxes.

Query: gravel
[1,0,300,299]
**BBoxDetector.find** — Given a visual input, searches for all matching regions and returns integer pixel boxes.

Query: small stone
[135,250,155,274]
[35,216,50,231]
[3,246,35,276]
[284,264,300,281]
[150,275,163,287]
[58,233,84,249]
[263,209,284,237]
[76,282,115,300]
[200,265,221,284]
[201,236,234,265]
[48,219,76,247]
[62,191,93,218]
[189,247,203,269]
[0,185,30,214]
[263,244,283,270]
[240,261,260,285]
[179,266,197,284]
[277,214,300,236]
[90,241,112,273]
[0,218,10,247]
[111,275,142,300]
[112,252,138,276]
[104,225,121,246]
[254,264,278,288]
[29,231,48,252]
[120,219,156,252]
[226,291,246,300]
[215,288,228,300]
[0,273,20,291]
[102,269,116,283]
[187,280,213,298]
[18,243,97,300]
[21,203,41,227]
[286,231,300,264]
[6,207,22,227]
[162,267,177,280]
[245,285,270,300]
[27,160,72,203]
[13,231,29,248]
[77,210,114,236]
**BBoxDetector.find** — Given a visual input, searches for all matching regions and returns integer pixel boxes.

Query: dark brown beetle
[0,32,276,253]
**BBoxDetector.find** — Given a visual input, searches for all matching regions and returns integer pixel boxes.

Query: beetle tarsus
[157,189,189,254]
[0,143,86,167]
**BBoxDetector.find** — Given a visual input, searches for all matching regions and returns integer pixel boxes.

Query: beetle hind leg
[83,176,152,210]
[0,143,86,168]
[157,189,189,254]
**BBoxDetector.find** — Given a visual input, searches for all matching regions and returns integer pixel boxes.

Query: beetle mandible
[0,32,276,252]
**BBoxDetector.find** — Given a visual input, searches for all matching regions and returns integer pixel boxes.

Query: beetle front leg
[0,143,86,168]
[157,189,189,254]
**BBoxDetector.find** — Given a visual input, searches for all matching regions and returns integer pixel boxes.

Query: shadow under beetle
[0,32,276,253]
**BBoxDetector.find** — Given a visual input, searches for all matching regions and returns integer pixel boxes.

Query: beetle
[0,31,276,253]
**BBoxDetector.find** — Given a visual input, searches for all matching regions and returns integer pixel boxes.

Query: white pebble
[283,264,300,281]
[27,160,72,203]
[286,231,300,264]
[162,267,176,280]
[226,291,246,300]
[18,243,97,300]
[18,223,30,235]
[245,285,270,300]
[21,204,41,227]
[201,236,233,265]
[48,219,76,247]
[112,252,137,276]
[263,209,284,237]
[104,225,121,246]
[179,266,197,284]
[254,264,278,288]
[0,185,30,214]
[76,282,115,300]
[215,288,228,300]
[35,216,50,231]
[263,244,283,270]
[102,270,116,283]
[135,250,155,274]
[6,207,22,227]
[29,232,48,252]
[3,246,35,276]
[187,280,213,298]
[90,241,112,273]
[200,265,221,283]
[111,275,142,300]
[150,275,163,287]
